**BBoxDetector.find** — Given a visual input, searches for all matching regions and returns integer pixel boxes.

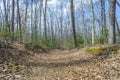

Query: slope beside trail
[0,41,120,80]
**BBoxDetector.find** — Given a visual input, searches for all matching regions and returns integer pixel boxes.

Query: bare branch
[117,0,120,7]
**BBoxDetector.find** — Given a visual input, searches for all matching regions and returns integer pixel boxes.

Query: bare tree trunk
[70,0,77,48]
[34,6,39,45]
[31,0,34,43]
[101,0,107,43]
[3,0,9,33]
[90,0,95,45]
[81,1,86,47]
[25,0,28,28]
[109,0,116,44]
[24,0,28,42]
[11,0,15,41]
[17,0,22,42]
[116,18,120,35]
[60,7,63,47]
[43,0,47,45]
[39,0,43,38]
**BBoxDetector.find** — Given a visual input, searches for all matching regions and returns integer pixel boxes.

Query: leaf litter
[0,40,120,80]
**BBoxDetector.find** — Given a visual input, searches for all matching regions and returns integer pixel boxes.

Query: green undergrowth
[86,47,106,55]
[86,46,120,55]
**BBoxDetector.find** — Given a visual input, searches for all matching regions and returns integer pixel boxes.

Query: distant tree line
[0,0,119,49]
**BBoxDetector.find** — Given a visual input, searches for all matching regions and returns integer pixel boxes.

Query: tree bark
[17,0,22,42]
[109,0,116,44]
[11,0,15,41]
[101,0,107,43]
[43,0,48,46]
[3,0,9,33]
[90,0,95,45]
[70,0,77,48]
[81,1,86,47]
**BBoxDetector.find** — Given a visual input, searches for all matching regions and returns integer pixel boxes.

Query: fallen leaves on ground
[0,40,120,80]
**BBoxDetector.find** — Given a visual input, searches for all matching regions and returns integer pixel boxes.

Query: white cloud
[48,0,58,5]
[0,1,4,10]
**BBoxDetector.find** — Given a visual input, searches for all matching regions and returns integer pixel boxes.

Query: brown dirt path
[1,41,120,80]
[24,49,120,80]
[31,49,92,63]
[25,49,93,80]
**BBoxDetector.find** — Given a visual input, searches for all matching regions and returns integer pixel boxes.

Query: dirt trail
[24,49,120,80]
[26,49,94,80]
[0,41,120,80]
[32,49,92,63]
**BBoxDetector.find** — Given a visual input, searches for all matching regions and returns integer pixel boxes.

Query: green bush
[46,38,60,49]
[37,36,60,49]
[64,35,84,49]
[76,35,84,48]
[66,38,73,49]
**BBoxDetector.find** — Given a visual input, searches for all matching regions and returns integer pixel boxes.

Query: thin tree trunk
[43,0,47,45]
[3,0,9,33]
[90,0,95,45]
[31,0,33,43]
[17,0,22,42]
[11,0,15,41]
[70,0,77,48]
[101,0,107,43]
[116,18,120,35]
[39,0,43,38]
[109,0,116,44]
[81,1,86,47]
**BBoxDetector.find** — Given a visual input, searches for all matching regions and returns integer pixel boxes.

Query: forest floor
[0,41,120,80]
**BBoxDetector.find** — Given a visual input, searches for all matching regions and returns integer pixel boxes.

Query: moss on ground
[86,46,120,55]
[86,47,106,55]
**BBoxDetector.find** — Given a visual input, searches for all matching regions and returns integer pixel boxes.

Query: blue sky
[0,0,120,37]
[0,0,120,23]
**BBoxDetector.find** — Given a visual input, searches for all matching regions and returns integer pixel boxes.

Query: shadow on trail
[27,52,112,68]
